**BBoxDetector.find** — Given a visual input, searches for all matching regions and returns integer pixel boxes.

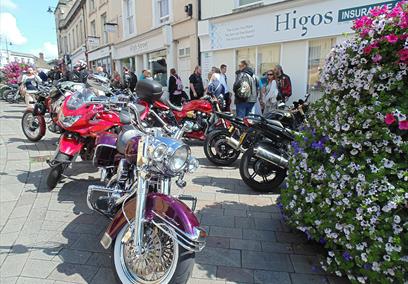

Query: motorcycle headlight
[148,143,168,162]
[168,145,189,173]
[60,113,81,128]
[187,157,199,173]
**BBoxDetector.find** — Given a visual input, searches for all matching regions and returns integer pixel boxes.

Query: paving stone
[230,239,261,251]
[290,273,330,284]
[217,266,254,283]
[70,235,105,253]
[234,217,256,229]
[224,209,248,217]
[16,277,55,284]
[21,259,59,278]
[0,202,18,226]
[210,226,242,239]
[47,263,99,283]
[242,251,294,272]
[201,215,235,228]
[29,246,62,261]
[276,231,308,244]
[261,241,294,254]
[254,218,284,231]
[195,247,241,268]
[243,229,276,241]
[292,243,323,256]
[206,236,230,249]
[85,252,112,268]
[192,263,217,280]
[90,267,118,284]
[0,277,18,284]
[54,248,92,264]
[0,254,29,278]
[254,270,292,284]
[290,255,326,275]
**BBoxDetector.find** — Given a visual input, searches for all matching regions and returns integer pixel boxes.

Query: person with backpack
[168,68,188,106]
[276,64,292,102]
[233,60,259,118]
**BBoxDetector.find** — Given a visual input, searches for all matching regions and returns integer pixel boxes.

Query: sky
[0,0,59,60]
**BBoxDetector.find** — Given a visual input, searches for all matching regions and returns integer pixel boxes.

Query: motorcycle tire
[4,90,15,103]
[21,110,46,142]
[0,87,11,100]
[239,147,286,192]
[113,221,195,284]
[204,129,240,166]
[46,153,71,189]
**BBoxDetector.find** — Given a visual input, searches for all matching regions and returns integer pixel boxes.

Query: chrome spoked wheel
[114,222,179,284]
[22,111,45,142]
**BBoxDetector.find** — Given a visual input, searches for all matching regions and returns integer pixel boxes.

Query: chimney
[39,53,44,60]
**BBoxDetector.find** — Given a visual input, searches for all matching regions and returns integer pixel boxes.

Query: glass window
[101,13,108,44]
[257,44,280,76]
[79,20,83,43]
[90,0,95,11]
[159,0,169,23]
[236,47,256,71]
[124,0,134,35]
[149,50,167,87]
[90,20,96,36]
[307,38,335,97]
[238,0,262,7]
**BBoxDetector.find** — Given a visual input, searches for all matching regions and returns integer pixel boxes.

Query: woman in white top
[20,67,42,107]
[262,69,280,114]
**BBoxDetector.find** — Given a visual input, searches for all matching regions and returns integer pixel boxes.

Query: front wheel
[46,153,71,189]
[113,221,195,284]
[239,147,286,192]
[204,129,240,166]
[21,110,46,142]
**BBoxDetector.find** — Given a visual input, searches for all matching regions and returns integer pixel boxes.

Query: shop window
[236,47,256,71]
[149,50,167,87]
[124,0,135,36]
[307,38,335,98]
[257,44,280,76]
[237,0,263,7]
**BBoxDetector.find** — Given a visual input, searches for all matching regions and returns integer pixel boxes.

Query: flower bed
[1,62,30,84]
[281,3,407,283]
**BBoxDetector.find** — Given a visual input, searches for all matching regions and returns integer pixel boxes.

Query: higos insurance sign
[207,0,402,50]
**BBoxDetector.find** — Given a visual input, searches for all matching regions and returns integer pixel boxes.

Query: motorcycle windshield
[66,88,97,110]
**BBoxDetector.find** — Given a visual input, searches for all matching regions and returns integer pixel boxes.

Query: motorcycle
[89,115,206,283]
[46,75,133,189]
[0,84,18,100]
[137,81,228,141]
[238,115,295,192]
[5,84,23,104]
[21,81,85,142]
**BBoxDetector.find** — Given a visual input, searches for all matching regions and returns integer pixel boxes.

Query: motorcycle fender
[58,133,84,156]
[101,193,200,249]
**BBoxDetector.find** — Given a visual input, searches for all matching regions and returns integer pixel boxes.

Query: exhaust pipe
[226,136,240,150]
[253,146,288,169]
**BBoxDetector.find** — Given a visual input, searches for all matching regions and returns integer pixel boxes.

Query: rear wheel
[21,110,46,142]
[5,90,15,103]
[204,129,239,166]
[113,221,195,284]
[239,147,286,192]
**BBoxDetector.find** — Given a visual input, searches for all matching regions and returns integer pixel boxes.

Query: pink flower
[369,6,388,17]
[385,34,399,44]
[399,120,408,130]
[385,113,396,125]
[398,49,408,62]
[372,54,382,63]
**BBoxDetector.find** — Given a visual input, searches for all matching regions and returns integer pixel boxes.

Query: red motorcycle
[21,81,85,142]
[136,80,228,141]
[46,87,132,189]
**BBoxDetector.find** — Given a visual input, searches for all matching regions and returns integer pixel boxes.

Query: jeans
[236,102,255,118]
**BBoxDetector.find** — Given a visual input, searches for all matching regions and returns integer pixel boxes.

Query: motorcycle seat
[265,119,284,129]
[162,92,183,112]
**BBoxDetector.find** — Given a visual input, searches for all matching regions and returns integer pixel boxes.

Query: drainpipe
[197,0,201,66]
[82,0,88,67]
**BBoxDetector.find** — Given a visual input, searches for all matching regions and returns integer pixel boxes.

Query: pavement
[0,100,349,284]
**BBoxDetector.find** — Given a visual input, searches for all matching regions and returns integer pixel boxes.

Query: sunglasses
[267,73,273,76]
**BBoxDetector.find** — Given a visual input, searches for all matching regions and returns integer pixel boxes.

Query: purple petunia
[311,140,325,151]
[343,251,353,261]
[319,237,327,245]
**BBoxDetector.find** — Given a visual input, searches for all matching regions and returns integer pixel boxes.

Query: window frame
[235,0,263,8]
[152,0,172,27]
[123,0,135,37]
[101,13,108,44]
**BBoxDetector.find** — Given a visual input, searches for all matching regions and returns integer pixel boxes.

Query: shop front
[70,46,87,67]
[198,0,401,103]
[88,46,112,75]
[112,26,173,87]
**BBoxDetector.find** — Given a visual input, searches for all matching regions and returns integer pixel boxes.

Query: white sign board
[105,24,117,33]
[112,33,165,59]
[88,46,110,61]
[207,0,400,51]
[87,37,100,50]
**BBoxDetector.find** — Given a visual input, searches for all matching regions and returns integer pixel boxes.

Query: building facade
[111,0,199,87]
[55,0,87,67]
[86,0,123,74]
[198,0,401,103]
[0,50,36,68]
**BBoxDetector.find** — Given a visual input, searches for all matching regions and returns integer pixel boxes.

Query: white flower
[394,215,401,224]
[357,277,366,283]
[361,253,368,262]
[350,149,359,155]
[335,271,342,277]
[383,255,391,261]
[383,159,395,169]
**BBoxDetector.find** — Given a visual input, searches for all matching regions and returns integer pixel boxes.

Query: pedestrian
[219,64,231,112]
[111,71,122,89]
[207,68,225,108]
[275,64,292,102]
[233,60,259,118]
[189,66,204,100]
[71,60,88,83]
[20,67,42,107]
[123,67,138,92]
[95,66,109,78]
[262,68,280,114]
[143,69,153,80]
[168,68,188,106]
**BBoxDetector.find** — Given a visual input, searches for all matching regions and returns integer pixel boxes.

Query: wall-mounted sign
[205,0,402,51]
[87,36,100,50]
[104,23,118,33]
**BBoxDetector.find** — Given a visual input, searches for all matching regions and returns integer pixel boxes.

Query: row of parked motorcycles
[10,73,309,283]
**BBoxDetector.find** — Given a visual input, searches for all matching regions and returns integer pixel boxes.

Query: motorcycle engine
[190,112,208,131]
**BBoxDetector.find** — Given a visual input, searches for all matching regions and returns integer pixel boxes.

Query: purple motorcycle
[87,120,206,283]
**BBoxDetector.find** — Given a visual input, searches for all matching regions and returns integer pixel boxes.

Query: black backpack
[233,72,253,100]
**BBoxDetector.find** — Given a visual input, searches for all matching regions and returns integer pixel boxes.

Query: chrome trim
[151,211,206,252]
[92,143,116,166]
[253,146,289,169]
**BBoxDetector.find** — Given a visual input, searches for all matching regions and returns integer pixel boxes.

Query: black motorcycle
[238,115,295,192]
